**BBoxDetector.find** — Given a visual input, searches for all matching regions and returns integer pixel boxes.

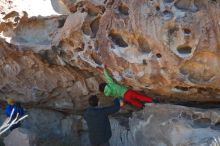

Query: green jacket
[103,69,128,98]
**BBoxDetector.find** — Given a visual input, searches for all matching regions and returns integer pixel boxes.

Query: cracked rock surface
[1,0,220,107]
[1,0,220,145]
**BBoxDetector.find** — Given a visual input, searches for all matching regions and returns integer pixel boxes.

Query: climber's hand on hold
[119,100,124,107]
[103,64,108,69]
[96,66,103,73]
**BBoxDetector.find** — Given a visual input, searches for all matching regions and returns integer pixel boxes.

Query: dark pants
[92,141,110,146]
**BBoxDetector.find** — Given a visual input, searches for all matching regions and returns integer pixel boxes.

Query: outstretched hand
[96,64,108,73]
[96,66,103,73]
[119,100,124,107]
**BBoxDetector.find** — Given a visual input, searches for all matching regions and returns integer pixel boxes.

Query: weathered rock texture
[4,128,37,146]
[0,38,101,112]
[3,104,220,146]
[114,104,220,146]
[0,0,220,108]
[1,0,220,145]
[46,0,220,102]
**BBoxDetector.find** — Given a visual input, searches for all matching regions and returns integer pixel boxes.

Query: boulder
[4,128,37,146]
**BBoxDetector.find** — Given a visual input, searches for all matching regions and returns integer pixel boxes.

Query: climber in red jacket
[98,67,155,108]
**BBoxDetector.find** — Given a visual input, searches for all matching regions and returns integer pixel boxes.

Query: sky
[1,0,60,16]
[0,0,61,43]
[14,0,60,16]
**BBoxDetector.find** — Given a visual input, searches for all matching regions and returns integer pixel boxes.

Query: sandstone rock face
[128,104,220,146]
[22,108,88,146]
[0,0,220,107]
[0,38,100,111]
[77,104,220,146]
[51,0,220,101]
[20,104,220,146]
[1,1,220,145]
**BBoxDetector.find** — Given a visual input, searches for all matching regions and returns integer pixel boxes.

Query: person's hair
[88,95,99,107]
[6,98,14,105]
[99,83,107,92]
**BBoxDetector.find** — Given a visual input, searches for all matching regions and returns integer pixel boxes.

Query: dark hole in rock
[51,45,59,53]
[215,122,220,126]
[174,0,198,12]
[98,5,106,14]
[143,59,147,65]
[174,0,190,10]
[118,3,129,15]
[171,119,178,123]
[162,10,174,20]
[81,8,86,13]
[177,45,192,54]
[75,47,84,52]
[115,116,130,130]
[109,32,128,47]
[91,53,102,65]
[73,43,84,52]
[198,87,209,94]
[60,50,66,57]
[81,23,91,35]
[1,85,11,93]
[168,26,179,42]
[161,67,167,71]
[179,67,188,75]
[94,40,99,51]
[88,8,99,16]
[1,12,5,15]
[81,42,85,49]
[168,27,179,35]
[181,112,191,119]
[88,45,93,49]
[69,5,77,13]
[156,53,162,58]
[57,41,63,48]
[164,0,174,3]
[58,18,66,28]
[194,0,207,10]
[193,118,211,128]
[211,122,220,130]
[107,0,115,7]
[14,16,20,22]
[156,6,160,11]
[76,1,86,7]
[40,50,56,64]
[90,17,100,37]
[111,44,116,49]
[192,114,199,119]
[183,28,191,34]
[137,37,151,54]
[175,86,189,91]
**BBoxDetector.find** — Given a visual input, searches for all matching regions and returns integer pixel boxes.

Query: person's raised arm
[102,98,120,115]
[103,68,115,84]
